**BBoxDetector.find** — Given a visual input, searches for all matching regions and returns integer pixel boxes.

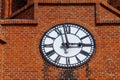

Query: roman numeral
[80,50,90,56]
[46,50,55,57]
[75,56,81,63]
[75,28,80,35]
[80,35,89,40]
[66,57,70,65]
[55,55,61,63]
[46,35,56,40]
[55,28,62,36]
[43,44,53,47]
[63,26,71,34]
[82,43,93,47]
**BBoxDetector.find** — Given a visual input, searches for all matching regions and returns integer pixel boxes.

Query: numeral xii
[63,25,71,34]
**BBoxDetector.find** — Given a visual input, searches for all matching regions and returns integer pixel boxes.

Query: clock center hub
[53,34,82,57]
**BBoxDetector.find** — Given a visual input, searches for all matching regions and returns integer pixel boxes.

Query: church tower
[0,0,120,79]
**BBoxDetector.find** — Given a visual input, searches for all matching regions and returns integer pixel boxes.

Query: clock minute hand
[63,26,69,48]
[60,30,68,54]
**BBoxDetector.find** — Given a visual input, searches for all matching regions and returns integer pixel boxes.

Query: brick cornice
[38,0,99,3]
[0,19,38,25]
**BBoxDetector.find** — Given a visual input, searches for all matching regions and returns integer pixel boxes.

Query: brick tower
[0,0,120,80]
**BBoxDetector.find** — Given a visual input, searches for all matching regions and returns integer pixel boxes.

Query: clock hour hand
[62,43,93,47]
[62,43,82,47]
[61,43,81,48]
[61,46,80,48]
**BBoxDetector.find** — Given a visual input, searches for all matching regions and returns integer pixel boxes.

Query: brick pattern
[0,27,2,78]
[2,26,41,79]
[0,44,2,79]
[0,0,120,80]
[0,25,6,79]
[37,5,95,26]
[0,20,38,25]
[38,0,98,3]
[89,26,120,79]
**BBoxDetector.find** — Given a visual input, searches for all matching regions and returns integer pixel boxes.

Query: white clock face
[40,23,96,68]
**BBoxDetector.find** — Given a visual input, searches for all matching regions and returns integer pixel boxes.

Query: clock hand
[60,30,68,54]
[63,26,69,48]
[61,46,80,48]
[62,43,93,47]
[61,43,81,48]
[62,43,82,47]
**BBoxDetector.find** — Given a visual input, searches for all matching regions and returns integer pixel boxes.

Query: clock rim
[39,23,96,68]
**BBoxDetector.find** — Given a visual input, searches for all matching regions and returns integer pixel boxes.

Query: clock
[40,23,96,68]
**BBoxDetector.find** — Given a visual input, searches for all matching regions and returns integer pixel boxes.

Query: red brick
[0,0,120,80]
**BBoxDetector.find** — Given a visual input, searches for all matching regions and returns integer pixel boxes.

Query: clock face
[40,23,96,68]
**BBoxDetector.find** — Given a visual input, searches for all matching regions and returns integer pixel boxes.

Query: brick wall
[0,0,120,80]
[0,43,2,79]
[0,21,1,79]
[0,25,6,79]
[34,4,120,79]
[0,26,1,79]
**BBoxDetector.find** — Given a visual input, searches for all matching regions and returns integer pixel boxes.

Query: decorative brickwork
[0,0,120,80]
